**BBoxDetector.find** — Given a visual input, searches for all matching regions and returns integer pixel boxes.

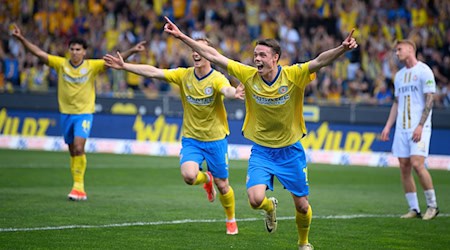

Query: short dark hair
[68,38,88,49]
[256,39,282,61]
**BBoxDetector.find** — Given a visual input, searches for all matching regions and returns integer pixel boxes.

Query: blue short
[60,114,93,144]
[180,137,229,179]
[246,141,309,197]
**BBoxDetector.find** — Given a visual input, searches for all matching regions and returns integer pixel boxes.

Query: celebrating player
[163,16,357,249]
[11,23,146,201]
[103,38,244,235]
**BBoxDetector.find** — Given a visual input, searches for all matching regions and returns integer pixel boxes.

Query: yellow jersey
[48,55,105,114]
[163,67,231,141]
[227,60,315,148]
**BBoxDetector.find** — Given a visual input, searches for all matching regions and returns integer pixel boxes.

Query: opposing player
[163,17,357,249]
[103,38,244,235]
[11,24,146,201]
[381,39,439,220]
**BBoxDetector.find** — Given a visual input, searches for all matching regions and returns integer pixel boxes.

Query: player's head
[254,39,281,75]
[395,39,416,62]
[192,37,213,68]
[68,37,88,65]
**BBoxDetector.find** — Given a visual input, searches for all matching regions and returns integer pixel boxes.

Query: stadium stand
[0,0,449,107]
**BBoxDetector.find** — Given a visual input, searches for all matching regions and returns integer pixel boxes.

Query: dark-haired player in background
[11,23,146,201]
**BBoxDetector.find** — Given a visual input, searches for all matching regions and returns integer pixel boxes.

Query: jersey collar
[194,68,214,81]
[262,65,281,86]
[69,60,84,68]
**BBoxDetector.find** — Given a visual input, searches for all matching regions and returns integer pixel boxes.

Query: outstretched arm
[103,52,166,80]
[163,16,230,70]
[118,41,147,61]
[308,29,358,73]
[11,24,49,64]
[221,83,245,100]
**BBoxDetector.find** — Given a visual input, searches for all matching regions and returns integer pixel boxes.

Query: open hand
[103,51,125,69]
[235,83,245,100]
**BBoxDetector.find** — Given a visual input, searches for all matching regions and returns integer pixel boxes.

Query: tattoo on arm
[419,93,433,126]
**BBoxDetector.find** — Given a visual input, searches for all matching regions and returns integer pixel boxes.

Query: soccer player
[11,24,146,201]
[103,38,244,235]
[381,39,439,220]
[163,17,357,250]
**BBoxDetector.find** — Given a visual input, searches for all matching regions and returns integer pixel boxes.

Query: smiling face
[69,43,86,66]
[192,40,210,68]
[254,44,279,77]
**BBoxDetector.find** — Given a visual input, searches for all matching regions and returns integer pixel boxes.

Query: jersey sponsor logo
[425,80,434,86]
[278,86,288,94]
[252,93,290,105]
[398,85,419,94]
[204,87,213,95]
[186,95,214,105]
[62,73,88,84]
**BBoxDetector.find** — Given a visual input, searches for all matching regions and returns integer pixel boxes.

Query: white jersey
[394,61,436,132]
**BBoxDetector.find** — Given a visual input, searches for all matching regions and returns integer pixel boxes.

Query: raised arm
[11,24,49,64]
[163,16,230,70]
[118,41,147,61]
[103,52,166,80]
[308,29,358,73]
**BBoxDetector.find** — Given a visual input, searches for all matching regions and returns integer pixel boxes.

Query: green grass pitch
[0,149,449,249]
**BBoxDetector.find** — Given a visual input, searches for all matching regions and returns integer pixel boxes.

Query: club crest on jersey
[278,86,288,94]
[413,75,418,81]
[80,68,88,75]
[204,87,213,95]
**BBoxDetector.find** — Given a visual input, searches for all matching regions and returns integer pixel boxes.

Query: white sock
[405,192,420,212]
[424,189,437,208]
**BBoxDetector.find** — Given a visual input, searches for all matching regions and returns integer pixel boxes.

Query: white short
[392,130,431,158]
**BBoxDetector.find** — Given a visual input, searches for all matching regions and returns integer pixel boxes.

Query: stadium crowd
[0,0,449,107]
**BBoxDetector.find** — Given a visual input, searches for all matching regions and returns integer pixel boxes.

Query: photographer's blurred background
[1,0,449,107]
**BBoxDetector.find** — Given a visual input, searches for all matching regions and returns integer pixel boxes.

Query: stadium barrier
[1,107,449,170]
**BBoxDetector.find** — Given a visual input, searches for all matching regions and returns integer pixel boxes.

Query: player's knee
[215,179,229,194]
[296,203,309,214]
[248,196,263,209]
[72,146,85,156]
[182,174,196,185]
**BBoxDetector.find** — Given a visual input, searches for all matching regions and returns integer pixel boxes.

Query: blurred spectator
[373,80,393,106]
